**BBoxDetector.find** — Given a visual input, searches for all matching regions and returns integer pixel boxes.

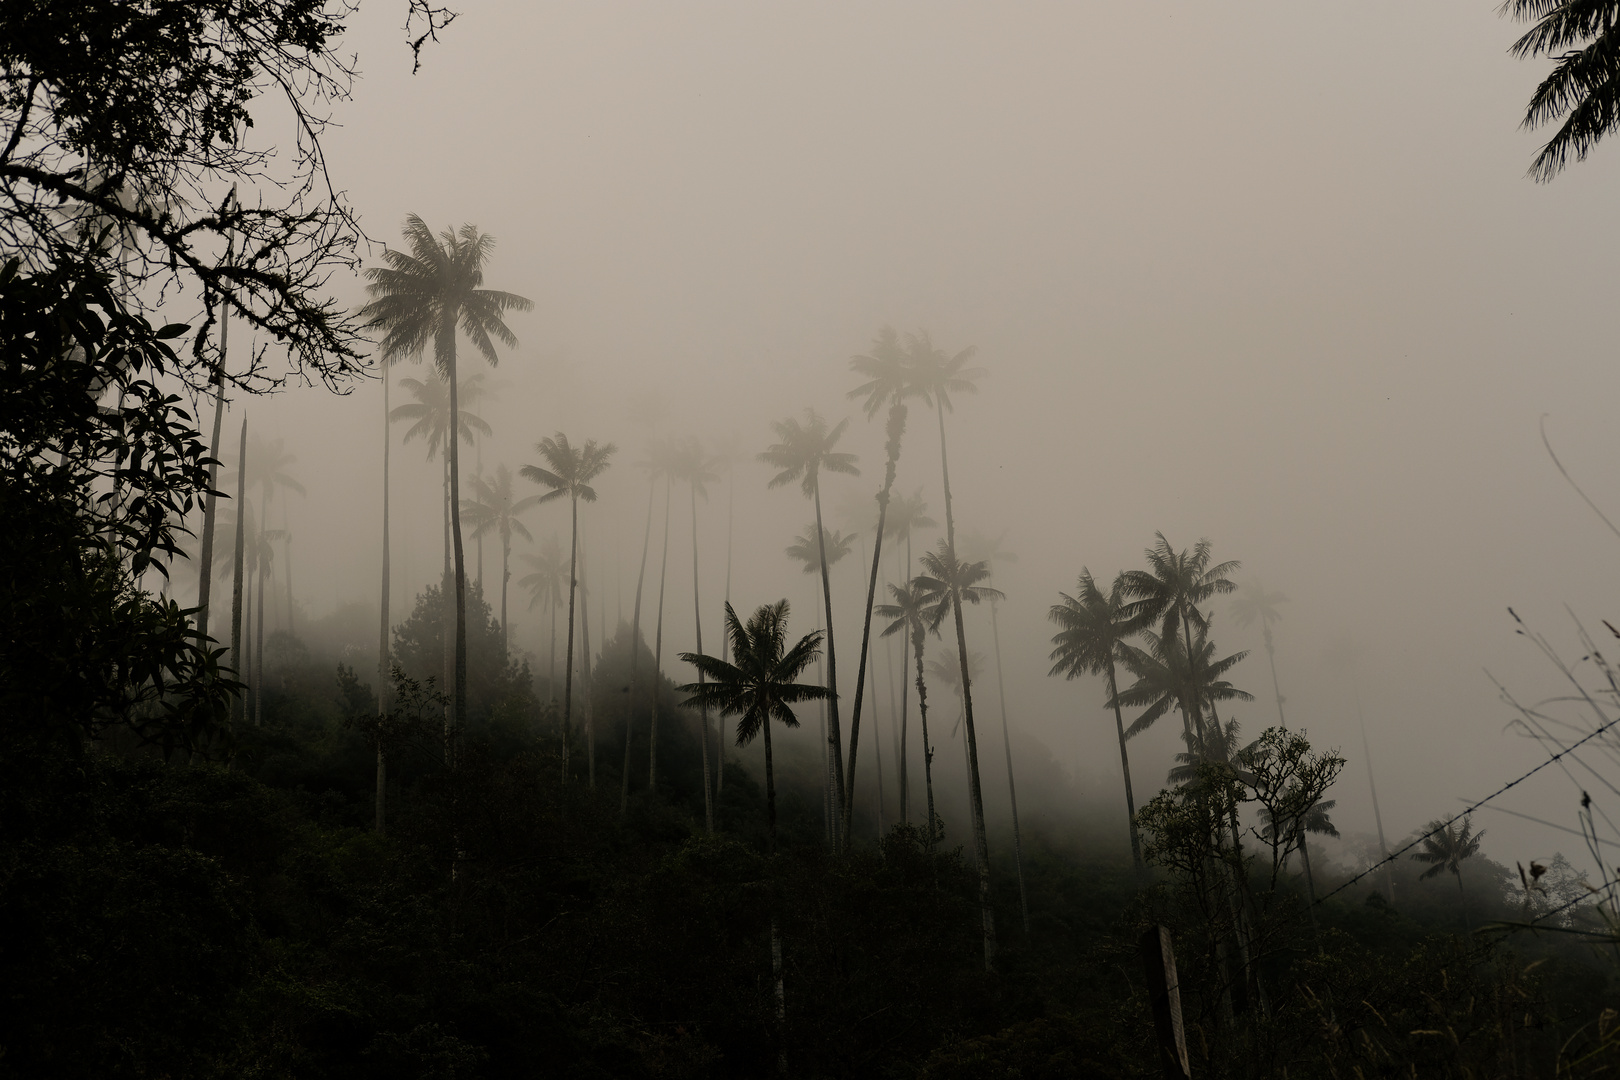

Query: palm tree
[1231,579,1289,728]
[1049,569,1145,869]
[517,536,566,695]
[914,539,1002,969]
[1111,623,1252,743]
[1412,817,1486,931]
[229,415,248,728]
[760,409,859,844]
[672,436,722,832]
[842,326,913,844]
[523,433,616,781]
[1119,533,1239,753]
[359,215,533,760]
[787,523,852,843]
[1260,795,1337,945]
[878,581,942,848]
[461,464,540,655]
[677,598,825,1077]
[711,431,744,795]
[927,648,987,864]
[884,488,936,823]
[678,600,828,852]
[1504,0,1620,181]
[391,372,492,580]
[194,302,232,649]
[376,365,391,833]
[644,437,679,795]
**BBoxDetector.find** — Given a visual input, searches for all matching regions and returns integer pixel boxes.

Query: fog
[208,3,1620,875]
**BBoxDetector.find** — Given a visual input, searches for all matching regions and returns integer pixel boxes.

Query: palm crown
[359,216,533,371]
[677,600,827,748]
[518,536,566,611]
[914,542,1003,630]
[883,488,936,546]
[523,434,617,506]
[1412,817,1485,881]
[905,330,985,413]
[760,408,859,497]
[462,464,540,545]
[786,524,852,575]
[1111,622,1251,740]
[1505,0,1620,181]
[392,373,492,461]
[1048,570,1130,680]
[847,326,910,418]
[1119,533,1240,643]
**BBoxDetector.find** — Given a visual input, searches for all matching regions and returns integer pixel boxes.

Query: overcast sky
[224,2,1620,873]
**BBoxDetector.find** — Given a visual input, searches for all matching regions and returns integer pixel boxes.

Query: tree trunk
[446,330,467,770]
[842,401,904,845]
[229,416,247,728]
[378,371,391,834]
[623,474,656,813]
[580,536,595,789]
[563,493,579,780]
[1106,661,1144,870]
[1263,619,1286,728]
[812,477,846,847]
[649,474,672,793]
[914,630,937,850]
[990,599,1030,937]
[691,482,713,833]
[1298,827,1320,948]
[255,536,266,727]
[934,397,997,970]
[870,623,884,839]
[764,714,777,851]
[196,379,226,644]
[500,527,510,657]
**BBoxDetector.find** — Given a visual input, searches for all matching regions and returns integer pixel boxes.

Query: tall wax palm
[914,540,1003,969]
[884,489,936,822]
[761,409,859,844]
[1111,623,1252,743]
[677,599,826,1075]
[1119,534,1239,754]
[927,648,987,863]
[376,365,391,832]
[359,216,533,759]
[229,416,247,727]
[462,464,540,655]
[842,326,912,845]
[961,530,1029,934]
[1412,817,1486,931]
[1231,579,1289,728]
[672,436,722,832]
[523,434,616,781]
[517,536,566,694]
[195,298,232,649]
[711,431,744,794]
[242,436,305,615]
[788,523,853,842]
[1504,0,1620,181]
[878,581,942,848]
[1049,570,1145,869]
[678,600,828,853]
[392,372,492,579]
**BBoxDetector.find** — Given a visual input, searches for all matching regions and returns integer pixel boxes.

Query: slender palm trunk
[1354,683,1394,899]
[934,397,996,969]
[649,475,672,792]
[378,374,391,833]
[548,593,557,704]
[812,477,846,846]
[914,631,938,849]
[719,468,734,795]
[989,599,1029,936]
[764,717,778,850]
[242,556,252,718]
[446,334,468,770]
[282,500,294,632]
[580,536,595,789]
[691,482,713,833]
[1263,620,1286,728]
[1298,825,1320,948]
[1105,661,1144,869]
[623,475,656,812]
[197,382,226,644]
[441,454,452,744]
[1456,871,1471,933]
[563,494,580,779]
[870,624,884,838]
[843,402,905,845]
[499,528,510,656]
[230,417,246,727]
[255,539,266,727]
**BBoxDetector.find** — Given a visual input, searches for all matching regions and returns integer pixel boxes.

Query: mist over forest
[7,2,1620,1077]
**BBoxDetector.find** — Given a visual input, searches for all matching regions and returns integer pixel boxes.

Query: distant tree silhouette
[1049,569,1145,870]
[878,581,943,848]
[914,539,1002,968]
[461,464,539,656]
[523,433,615,782]
[671,436,722,832]
[360,215,532,764]
[1231,579,1288,729]
[883,488,936,822]
[761,409,858,846]
[517,535,565,696]
[1413,817,1486,931]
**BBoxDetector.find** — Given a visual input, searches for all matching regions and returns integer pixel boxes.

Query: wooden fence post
[1140,924,1192,1079]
